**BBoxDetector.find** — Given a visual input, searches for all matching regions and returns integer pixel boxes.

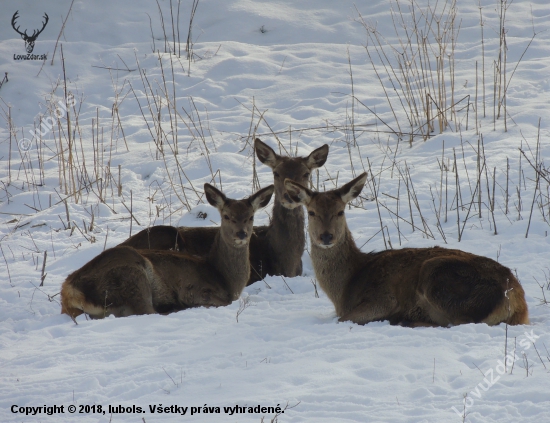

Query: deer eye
[337,211,344,216]
[273,171,280,178]
[304,172,310,179]
[249,216,254,221]
[224,215,230,220]
[308,211,315,217]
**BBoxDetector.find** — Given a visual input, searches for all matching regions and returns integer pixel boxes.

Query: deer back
[120,225,185,251]
[118,220,271,283]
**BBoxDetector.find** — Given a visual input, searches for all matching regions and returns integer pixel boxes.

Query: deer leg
[418,257,505,325]
[295,259,303,277]
[92,266,156,318]
[117,297,156,317]
[397,320,440,328]
[338,306,387,325]
[338,296,398,325]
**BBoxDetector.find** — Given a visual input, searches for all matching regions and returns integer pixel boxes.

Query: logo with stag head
[11,11,49,54]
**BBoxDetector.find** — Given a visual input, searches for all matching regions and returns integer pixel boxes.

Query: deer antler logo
[11,11,49,54]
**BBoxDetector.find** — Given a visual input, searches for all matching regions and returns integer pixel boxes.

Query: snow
[1,0,550,421]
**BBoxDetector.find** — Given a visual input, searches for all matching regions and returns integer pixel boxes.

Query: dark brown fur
[120,138,329,284]
[119,225,185,251]
[60,246,230,318]
[285,173,529,327]
[61,184,274,319]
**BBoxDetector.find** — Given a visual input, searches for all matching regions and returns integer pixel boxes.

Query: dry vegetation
[0,0,548,306]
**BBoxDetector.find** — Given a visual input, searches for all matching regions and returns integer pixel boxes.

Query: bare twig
[50,0,75,65]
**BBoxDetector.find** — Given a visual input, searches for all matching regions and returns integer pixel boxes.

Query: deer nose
[236,230,247,240]
[320,232,333,245]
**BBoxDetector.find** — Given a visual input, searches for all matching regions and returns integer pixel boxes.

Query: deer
[61,183,274,319]
[120,137,329,284]
[284,172,529,327]
[11,11,49,54]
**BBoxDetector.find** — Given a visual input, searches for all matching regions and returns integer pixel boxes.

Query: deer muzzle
[233,230,249,246]
[283,193,293,204]
[320,232,334,247]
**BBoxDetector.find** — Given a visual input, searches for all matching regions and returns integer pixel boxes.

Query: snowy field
[1,0,550,421]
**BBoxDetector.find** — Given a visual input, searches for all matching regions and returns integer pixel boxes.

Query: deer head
[12,11,49,54]
[204,183,274,247]
[254,138,328,209]
[285,172,368,248]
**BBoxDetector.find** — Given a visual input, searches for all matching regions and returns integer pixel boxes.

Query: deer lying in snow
[284,173,529,327]
[120,138,329,284]
[61,184,274,319]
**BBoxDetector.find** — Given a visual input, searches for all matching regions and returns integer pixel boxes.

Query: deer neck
[208,231,250,301]
[311,226,363,315]
[267,199,305,252]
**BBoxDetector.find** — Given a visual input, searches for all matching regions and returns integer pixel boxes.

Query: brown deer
[61,184,274,319]
[120,138,329,284]
[284,173,529,327]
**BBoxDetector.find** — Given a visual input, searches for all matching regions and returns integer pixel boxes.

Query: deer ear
[254,138,279,169]
[338,173,367,204]
[284,179,312,205]
[249,185,274,211]
[305,144,329,169]
[204,183,226,210]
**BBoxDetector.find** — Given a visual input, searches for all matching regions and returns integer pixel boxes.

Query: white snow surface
[1,0,550,422]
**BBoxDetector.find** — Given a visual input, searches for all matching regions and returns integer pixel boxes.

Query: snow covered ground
[1,0,550,421]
